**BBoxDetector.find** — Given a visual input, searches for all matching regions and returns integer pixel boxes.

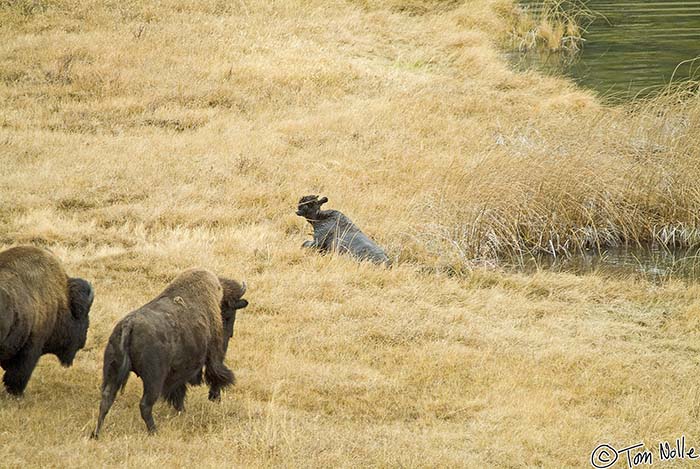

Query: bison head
[296,194,328,220]
[219,278,248,354]
[58,277,94,366]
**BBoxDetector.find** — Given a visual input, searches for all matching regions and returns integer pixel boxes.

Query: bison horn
[240,281,247,296]
[87,281,95,306]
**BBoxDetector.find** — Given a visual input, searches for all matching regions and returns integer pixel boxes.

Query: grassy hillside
[1,0,700,467]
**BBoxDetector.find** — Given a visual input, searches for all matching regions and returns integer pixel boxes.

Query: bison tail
[115,321,133,393]
[204,362,235,389]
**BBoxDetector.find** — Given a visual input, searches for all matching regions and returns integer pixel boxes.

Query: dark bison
[296,195,391,266]
[0,245,94,396]
[91,268,248,437]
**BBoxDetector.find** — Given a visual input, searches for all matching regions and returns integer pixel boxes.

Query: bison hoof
[208,390,221,402]
[89,431,99,440]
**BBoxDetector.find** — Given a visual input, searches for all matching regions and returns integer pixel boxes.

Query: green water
[517,0,700,99]
[516,246,700,281]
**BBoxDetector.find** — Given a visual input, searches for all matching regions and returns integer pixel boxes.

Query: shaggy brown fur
[91,268,248,438]
[0,245,94,396]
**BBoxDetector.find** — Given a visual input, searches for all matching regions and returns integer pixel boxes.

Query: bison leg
[139,377,163,434]
[91,384,119,439]
[2,343,41,396]
[188,369,203,386]
[205,364,235,402]
[165,384,187,413]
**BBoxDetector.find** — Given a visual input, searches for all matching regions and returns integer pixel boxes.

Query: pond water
[515,0,700,100]
[512,246,700,281]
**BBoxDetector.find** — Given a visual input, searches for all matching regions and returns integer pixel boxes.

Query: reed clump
[416,84,700,268]
[508,0,595,54]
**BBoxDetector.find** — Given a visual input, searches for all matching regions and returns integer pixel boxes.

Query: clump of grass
[508,0,595,54]
[416,83,700,268]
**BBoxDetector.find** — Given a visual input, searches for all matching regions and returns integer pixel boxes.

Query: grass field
[2,0,700,467]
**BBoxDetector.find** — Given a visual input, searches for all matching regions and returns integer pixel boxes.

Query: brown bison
[91,268,248,438]
[0,245,94,396]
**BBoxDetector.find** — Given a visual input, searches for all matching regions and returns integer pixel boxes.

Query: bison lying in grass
[91,268,248,437]
[296,195,391,266]
[0,245,94,396]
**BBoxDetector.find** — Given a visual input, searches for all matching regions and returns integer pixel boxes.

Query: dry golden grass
[508,0,594,53]
[2,0,700,467]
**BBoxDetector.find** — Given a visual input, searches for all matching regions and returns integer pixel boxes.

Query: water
[515,0,700,100]
[514,246,700,281]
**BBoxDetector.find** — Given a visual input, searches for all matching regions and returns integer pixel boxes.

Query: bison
[296,195,391,266]
[91,268,248,438]
[0,245,94,396]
